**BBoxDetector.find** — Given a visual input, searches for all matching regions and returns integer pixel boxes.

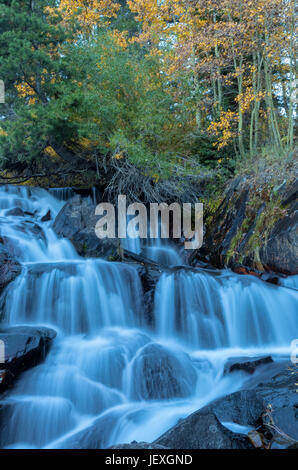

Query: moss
[225,187,287,267]
[203,195,223,227]
[244,197,287,266]
[226,229,246,263]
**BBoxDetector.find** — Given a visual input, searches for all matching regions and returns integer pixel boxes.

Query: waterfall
[48,188,75,201]
[0,185,76,262]
[121,215,185,267]
[154,269,298,348]
[278,274,298,291]
[0,185,297,449]
[2,260,144,333]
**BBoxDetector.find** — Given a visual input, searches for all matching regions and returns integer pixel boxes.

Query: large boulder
[207,389,265,427]
[154,407,252,449]
[5,207,25,217]
[53,195,119,259]
[56,411,120,449]
[128,343,198,401]
[260,203,298,274]
[197,176,298,275]
[0,244,21,294]
[202,362,298,448]
[0,326,56,393]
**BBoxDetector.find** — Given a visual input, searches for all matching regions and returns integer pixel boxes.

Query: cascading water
[0,185,297,449]
[121,216,185,267]
[154,268,298,349]
[48,187,75,201]
[278,275,298,291]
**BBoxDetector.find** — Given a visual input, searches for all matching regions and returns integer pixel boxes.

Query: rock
[254,365,298,443]
[109,441,168,449]
[135,260,163,328]
[259,272,280,285]
[224,356,273,375]
[0,326,57,393]
[0,244,21,294]
[208,389,265,426]
[72,229,118,259]
[228,266,280,285]
[41,209,51,222]
[203,362,298,447]
[128,343,198,400]
[57,412,118,449]
[53,195,119,259]
[248,430,267,448]
[260,209,298,274]
[154,407,252,449]
[5,207,25,217]
[23,211,35,217]
[197,176,298,275]
[53,195,94,239]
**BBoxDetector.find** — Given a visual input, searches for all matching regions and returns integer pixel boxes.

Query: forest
[0,0,296,200]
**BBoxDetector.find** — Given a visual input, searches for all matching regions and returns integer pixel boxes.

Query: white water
[121,216,186,267]
[154,268,298,349]
[0,185,297,449]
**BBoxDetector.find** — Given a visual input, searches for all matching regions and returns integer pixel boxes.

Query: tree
[0,0,186,183]
[128,0,297,158]
[0,0,83,171]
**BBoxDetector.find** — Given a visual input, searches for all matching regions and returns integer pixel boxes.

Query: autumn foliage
[0,0,296,186]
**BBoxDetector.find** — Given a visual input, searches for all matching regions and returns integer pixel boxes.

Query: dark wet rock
[154,408,252,449]
[224,356,273,375]
[129,343,197,401]
[109,441,168,449]
[0,244,21,294]
[58,412,118,449]
[0,326,56,393]
[208,389,264,426]
[260,209,298,274]
[231,266,280,285]
[254,365,298,443]
[5,207,25,217]
[41,209,51,222]
[53,195,95,239]
[248,430,267,448]
[53,195,119,259]
[24,211,35,217]
[196,176,298,275]
[134,260,163,328]
[72,230,118,259]
[206,363,298,447]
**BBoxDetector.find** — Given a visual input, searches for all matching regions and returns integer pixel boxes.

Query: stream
[0,185,297,449]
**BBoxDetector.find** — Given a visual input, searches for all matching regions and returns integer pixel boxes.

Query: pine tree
[0,0,80,170]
